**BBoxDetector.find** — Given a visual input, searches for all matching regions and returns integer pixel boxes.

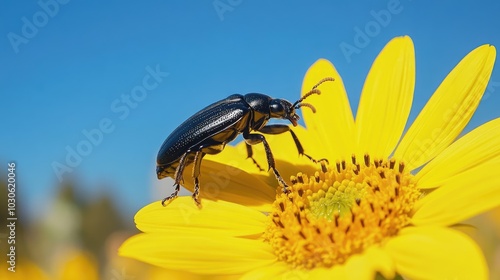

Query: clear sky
[1,0,500,219]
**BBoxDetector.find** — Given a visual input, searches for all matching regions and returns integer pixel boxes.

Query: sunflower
[119,36,499,279]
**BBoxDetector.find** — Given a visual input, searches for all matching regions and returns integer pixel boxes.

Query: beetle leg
[191,150,204,208]
[243,132,289,192]
[245,143,265,171]
[259,124,329,164]
[161,152,189,206]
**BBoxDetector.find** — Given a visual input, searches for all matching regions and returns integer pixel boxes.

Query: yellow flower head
[120,36,499,279]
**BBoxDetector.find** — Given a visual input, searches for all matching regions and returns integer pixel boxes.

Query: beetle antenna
[292,77,335,107]
[292,89,320,107]
[295,102,316,113]
[312,77,335,89]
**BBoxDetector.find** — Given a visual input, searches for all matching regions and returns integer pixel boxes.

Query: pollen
[263,154,420,269]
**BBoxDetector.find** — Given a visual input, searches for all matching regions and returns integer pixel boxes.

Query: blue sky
[1,0,499,219]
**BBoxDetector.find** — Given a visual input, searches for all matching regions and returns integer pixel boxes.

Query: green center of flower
[263,154,420,269]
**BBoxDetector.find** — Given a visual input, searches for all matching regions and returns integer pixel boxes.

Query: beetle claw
[193,195,202,208]
[283,186,291,195]
[247,156,265,172]
[302,153,329,165]
[192,176,202,208]
[161,196,173,206]
[161,184,181,207]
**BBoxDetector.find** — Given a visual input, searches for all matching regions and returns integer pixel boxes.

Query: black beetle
[157,77,334,206]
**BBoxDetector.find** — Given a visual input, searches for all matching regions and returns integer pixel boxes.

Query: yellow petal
[56,251,99,280]
[385,226,488,280]
[206,143,280,194]
[363,246,396,280]
[344,254,377,280]
[262,124,323,166]
[416,118,500,188]
[412,160,500,226]
[178,151,275,212]
[301,58,356,160]
[356,36,415,159]
[341,246,396,280]
[201,144,266,177]
[394,44,496,170]
[233,125,321,186]
[241,262,292,280]
[308,265,346,279]
[149,268,241,280]
[134,197,266,236]
[119,233,275,275]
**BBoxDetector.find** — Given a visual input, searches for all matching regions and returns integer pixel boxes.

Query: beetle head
[269,99,300,126]
[269,98,318,127]
[270,90,319,127]
[270,93,322,127]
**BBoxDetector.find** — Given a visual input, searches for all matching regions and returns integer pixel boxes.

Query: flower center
[263,154,420,269]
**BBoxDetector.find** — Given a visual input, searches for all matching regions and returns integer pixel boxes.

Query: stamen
[264,156,419,269]
[399,162,405,173]
[321,161,328,173]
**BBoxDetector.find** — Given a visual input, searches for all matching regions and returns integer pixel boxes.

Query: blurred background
[1,1,500,279]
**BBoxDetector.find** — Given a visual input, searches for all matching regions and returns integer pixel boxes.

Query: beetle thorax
[243,93,272,130]
[244,93,298,130]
